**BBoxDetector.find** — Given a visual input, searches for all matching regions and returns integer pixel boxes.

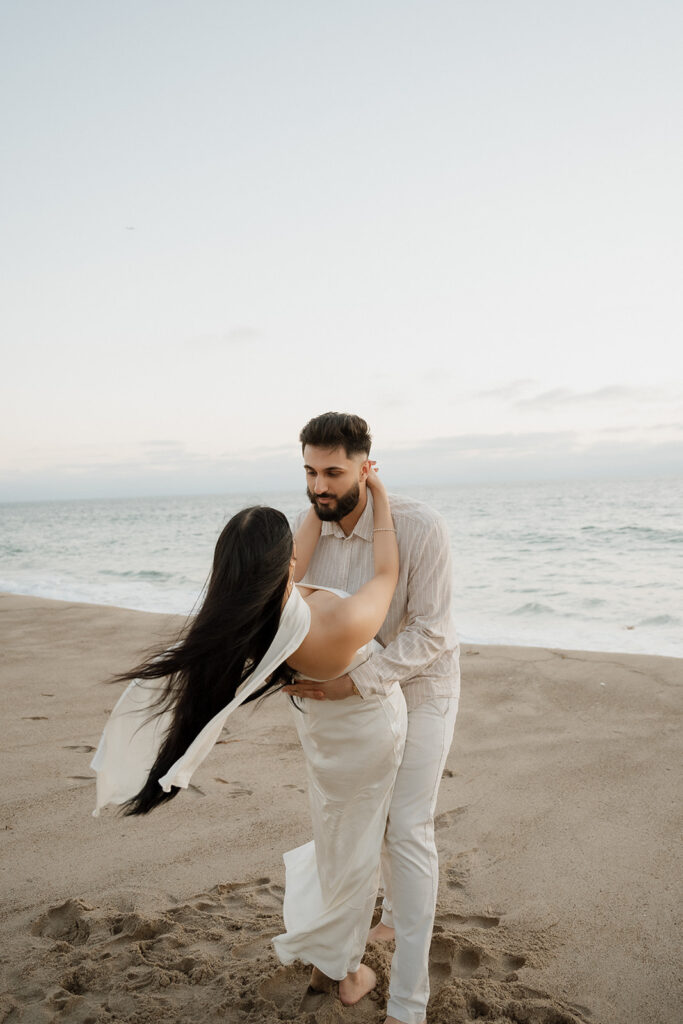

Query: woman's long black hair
[112,506,295,815]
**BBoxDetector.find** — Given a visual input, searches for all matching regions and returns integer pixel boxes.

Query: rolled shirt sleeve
[348,516,455,699]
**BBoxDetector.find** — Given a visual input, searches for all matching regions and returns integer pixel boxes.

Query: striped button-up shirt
[297,491,460,711]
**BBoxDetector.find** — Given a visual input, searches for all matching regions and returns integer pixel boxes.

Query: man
[282,411,460,1024]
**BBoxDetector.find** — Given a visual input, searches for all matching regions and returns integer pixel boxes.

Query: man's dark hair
[299,412,372,458]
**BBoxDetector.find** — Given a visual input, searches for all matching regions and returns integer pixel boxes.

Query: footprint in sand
[31,899,92,946]
[445,866,466,890]
[429,931,526,989]
[63,744,96,753]
[441,847,480,890]
[434,806,467,830]
[22,716,49,721]
[283,783,306,793]
[432,978,592,1024]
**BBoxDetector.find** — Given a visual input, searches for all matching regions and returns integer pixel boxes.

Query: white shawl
[91,586,311,816]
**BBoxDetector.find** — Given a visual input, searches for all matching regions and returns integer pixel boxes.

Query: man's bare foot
[368,921,395,943]
[309,966,333,993]
[339,964,376,1006]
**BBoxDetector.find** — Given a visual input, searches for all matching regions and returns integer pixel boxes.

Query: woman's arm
[328,466,398,650]
[365,464,399,582]
[292,506,322,583]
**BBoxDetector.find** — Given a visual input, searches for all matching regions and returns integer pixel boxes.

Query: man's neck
[338,488,369,537]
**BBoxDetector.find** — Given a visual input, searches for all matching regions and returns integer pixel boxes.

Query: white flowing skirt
[272,684,407,979]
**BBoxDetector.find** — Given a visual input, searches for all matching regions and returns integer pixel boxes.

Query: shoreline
[1,593,681,1024]
[2,589,679,662]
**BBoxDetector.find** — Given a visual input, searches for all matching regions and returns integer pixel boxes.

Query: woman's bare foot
[368,921,395,942]
[309,966,334,993]
[339,964,376,1005]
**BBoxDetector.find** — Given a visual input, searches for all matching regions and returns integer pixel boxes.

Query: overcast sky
[1,1,682,501]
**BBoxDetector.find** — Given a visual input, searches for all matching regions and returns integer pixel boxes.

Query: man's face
[303,445,368,522]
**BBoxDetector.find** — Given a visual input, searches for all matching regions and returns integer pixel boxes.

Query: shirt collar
[320,489,374,541]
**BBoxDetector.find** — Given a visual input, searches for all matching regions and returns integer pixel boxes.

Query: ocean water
[1,477,681,658]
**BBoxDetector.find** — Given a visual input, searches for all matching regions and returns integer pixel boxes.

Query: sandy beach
[1,592,680,1024]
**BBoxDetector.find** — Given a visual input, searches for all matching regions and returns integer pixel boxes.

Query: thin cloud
[648,421,683,432]
[515,385,669,409]
[405,431,575,456]
[600,421,683,435]
[377,429,683,486]
[2,429,681,502]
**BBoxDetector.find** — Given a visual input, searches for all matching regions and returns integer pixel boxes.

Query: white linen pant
[379,696,459,1024]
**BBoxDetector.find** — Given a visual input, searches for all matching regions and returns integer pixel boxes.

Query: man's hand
[281,674,355,701]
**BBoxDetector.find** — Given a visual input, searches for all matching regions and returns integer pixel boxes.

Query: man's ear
[359,458,371,481]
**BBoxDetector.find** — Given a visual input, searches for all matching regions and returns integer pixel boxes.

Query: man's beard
[307,482,361,522]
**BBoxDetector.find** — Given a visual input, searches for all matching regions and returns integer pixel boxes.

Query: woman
[91,468,406,1006]
[273,472,407,1004]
